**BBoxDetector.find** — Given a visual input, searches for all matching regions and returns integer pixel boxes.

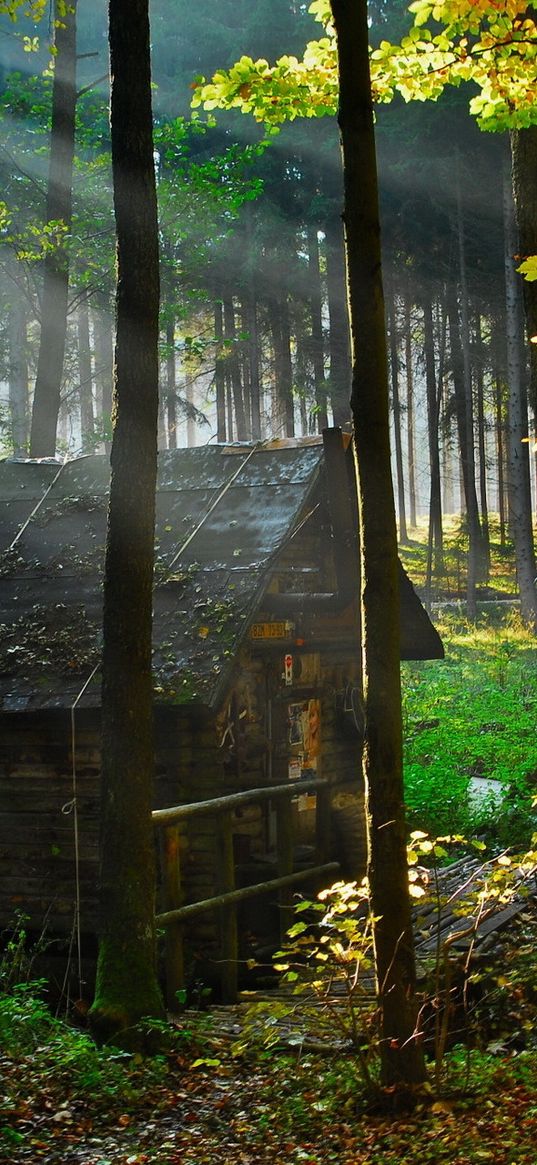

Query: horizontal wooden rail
[154,777,356,1004]
[156,861,340,927]
[152,777,328,826]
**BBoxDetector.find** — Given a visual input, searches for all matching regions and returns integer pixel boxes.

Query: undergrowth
[402,611,537,849]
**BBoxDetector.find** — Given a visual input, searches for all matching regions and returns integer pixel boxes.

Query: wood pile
[413,853,537,966]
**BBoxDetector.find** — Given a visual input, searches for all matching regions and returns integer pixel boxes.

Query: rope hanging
[62,663,101,1002]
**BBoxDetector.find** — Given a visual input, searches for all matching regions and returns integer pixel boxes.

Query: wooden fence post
[315,783,331,866]
[276,796,294,944]
[217,809,238,1002]
[162,824,184,1010]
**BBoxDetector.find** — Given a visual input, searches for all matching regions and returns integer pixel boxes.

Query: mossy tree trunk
[89,0,164,1042]
[329,0,425,1088]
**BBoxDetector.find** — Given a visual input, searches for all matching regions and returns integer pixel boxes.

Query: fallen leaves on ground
[3,1033,537,1165]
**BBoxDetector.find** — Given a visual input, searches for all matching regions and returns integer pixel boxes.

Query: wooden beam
[156,862,340,927]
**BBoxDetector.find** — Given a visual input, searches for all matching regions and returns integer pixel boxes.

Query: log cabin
[0,429,443,997]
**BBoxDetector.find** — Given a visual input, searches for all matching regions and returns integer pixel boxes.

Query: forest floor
[3,945,537,1165]
[3,880,537,1165]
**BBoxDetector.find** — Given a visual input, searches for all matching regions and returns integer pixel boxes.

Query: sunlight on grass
[402,610,537,847]
[399,513,522,599]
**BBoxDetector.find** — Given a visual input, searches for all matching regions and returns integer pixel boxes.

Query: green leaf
[517,256,537,282]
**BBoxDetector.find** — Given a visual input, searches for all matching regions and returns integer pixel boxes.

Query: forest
[1,0,537,1162]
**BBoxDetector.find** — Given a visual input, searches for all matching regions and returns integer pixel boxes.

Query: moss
[89,934,165,1048]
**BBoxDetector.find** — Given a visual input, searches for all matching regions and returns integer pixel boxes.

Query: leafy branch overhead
[192,0,537,134]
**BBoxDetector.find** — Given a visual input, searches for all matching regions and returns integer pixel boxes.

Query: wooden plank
[276,798,294,944]
[156,862,340,926]
[152,778,329,825]
[315,784,331,865]
[161,825,184,1010]
[217,810,238,1003]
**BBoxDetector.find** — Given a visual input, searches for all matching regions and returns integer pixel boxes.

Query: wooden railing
[152,778,339,1006]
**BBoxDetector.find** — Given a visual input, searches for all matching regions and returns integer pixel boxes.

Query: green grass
[400,526,537,847]
[399,513,520,599]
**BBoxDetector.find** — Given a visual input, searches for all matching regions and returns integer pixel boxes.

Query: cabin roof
[0,439,442,712]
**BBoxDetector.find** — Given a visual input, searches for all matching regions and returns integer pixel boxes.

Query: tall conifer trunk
[503,160,537,626]
[510,128,537,418]
[325,212,351,426]
[404,294,418,528]
[213,292,227,443]
[29,0,77,457]
[8,275,28,456]
[330,0,425,1088]
[423,293,443,589]
[307,225,329,431]
[89,0,164,1041]
[78,297,94,448]
[387,285,408,544]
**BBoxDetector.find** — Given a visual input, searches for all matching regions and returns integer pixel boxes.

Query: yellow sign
[250,621,292,640]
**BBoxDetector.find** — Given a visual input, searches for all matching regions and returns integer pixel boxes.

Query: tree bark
[165,315,177,448]
[242,285,262,441]
[324,211,351,426]
[307,224,329,431]
[404,295,418,528]
[474,312,490,579]
[456,166,484,612]
[494,363,507,549]
[78,296,94,450]
[510,127,537,418]
[330,0,425,1088]
[387,285,408,544]
[92,300,114,445]
[268,294,295,438]
[89,0,164,1042]
[423,293,443,587]
[8,278,28,456]
[447,283,481,618]
[29,0,77,457]
[213,294,227,443]
[503,160,537,627]
[242,207,262,441]
[223,293,248,440]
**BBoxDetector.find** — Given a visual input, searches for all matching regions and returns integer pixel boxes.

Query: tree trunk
[447,283,481,619]
[510,127,537,418]
[29,0,77,457]
[423,293,443,589]
[78,296,94,450]
[89,0,164,1043]
[242,285,262,441]
[503,160,537,626]
[330,0,425,1089]
[457,167,484,611]
[223,293,248,440]
[387,286,408,544]
[8,281,28,456]
[92,301,114,444]
[494,366,507,549]
[474,312,490,579]
[404,296,418,528]
[214,294,227,443]
[166,315,177,448]
[241,207,262,441]
[268,294,295,438]
[308,224,329,431]
[324,212,351,426]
